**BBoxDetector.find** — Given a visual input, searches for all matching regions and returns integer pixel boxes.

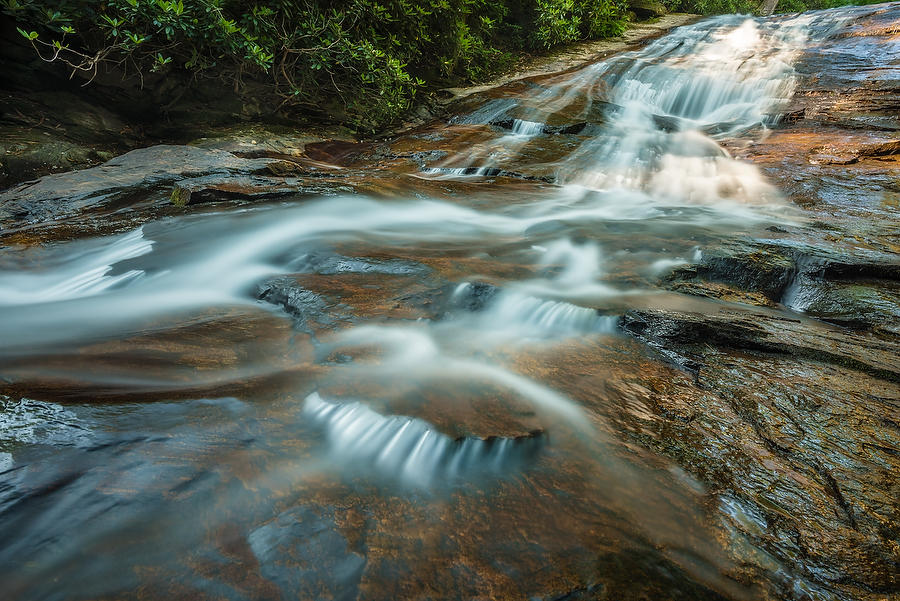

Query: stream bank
[0,14,698,189]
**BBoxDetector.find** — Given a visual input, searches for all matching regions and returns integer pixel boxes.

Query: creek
[1,5,898,600]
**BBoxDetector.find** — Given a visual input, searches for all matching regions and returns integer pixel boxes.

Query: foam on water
[0,397,91,447]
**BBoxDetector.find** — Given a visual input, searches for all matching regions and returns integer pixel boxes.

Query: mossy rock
[628,0,668,18]
[170,184,192,207]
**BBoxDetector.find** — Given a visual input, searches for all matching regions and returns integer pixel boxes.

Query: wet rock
[529,582,605,601]
[0,145,278,228]
[667,281,775,308]
[189,124,354,159]
[556,122,591,135]
[696,361,900,596]
[293,251,433,277]
[374,149,449,170]
[168,174,304,207]
[397,280,500,319]
[448,281,500,312]
[620,307,900,382]
[303,140,374,167]
[609,333,900,598]
[248,504,366,601]
[670,242,796,302]
[809,137,900,165]
[256,277,334,331]
[359,143,452,171]
[613,292,900,598]
[785,278,900,333]
[671,240,900,313]
[783,6,900,131]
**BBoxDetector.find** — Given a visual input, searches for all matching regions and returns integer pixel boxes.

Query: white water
[426,11,851,212]
[304,392,543,487]
[0,228,152,306]
[0,192,766,355]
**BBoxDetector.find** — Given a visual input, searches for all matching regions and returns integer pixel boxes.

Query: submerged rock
[293,251,433,277]
[248,504,366,601]
[448,281,501,313]
[256,277,334,332]
[397,280,501,320]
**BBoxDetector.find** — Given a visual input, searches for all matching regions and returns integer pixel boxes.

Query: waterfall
[303,392,544,488]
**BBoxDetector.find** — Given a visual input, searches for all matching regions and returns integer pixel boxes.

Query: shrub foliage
[3,0,628,128]
[663,0,884,16]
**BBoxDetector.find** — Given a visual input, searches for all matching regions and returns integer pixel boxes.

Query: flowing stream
[0,7,877,601]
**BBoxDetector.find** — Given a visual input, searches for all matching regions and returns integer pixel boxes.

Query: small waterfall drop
[303,392,544,488]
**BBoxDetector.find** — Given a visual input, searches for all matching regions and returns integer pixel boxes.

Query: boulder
[629,0,668,19]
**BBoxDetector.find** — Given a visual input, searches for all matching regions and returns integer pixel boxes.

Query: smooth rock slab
[0,145,278,228]
[620,306,900,381]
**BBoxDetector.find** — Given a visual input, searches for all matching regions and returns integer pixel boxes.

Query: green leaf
[16,27,38,40]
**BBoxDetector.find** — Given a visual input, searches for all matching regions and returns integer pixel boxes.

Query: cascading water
[0,227,152,305]
[425,10,849,211]
[303,392,544,487]
[0,7,877,601]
